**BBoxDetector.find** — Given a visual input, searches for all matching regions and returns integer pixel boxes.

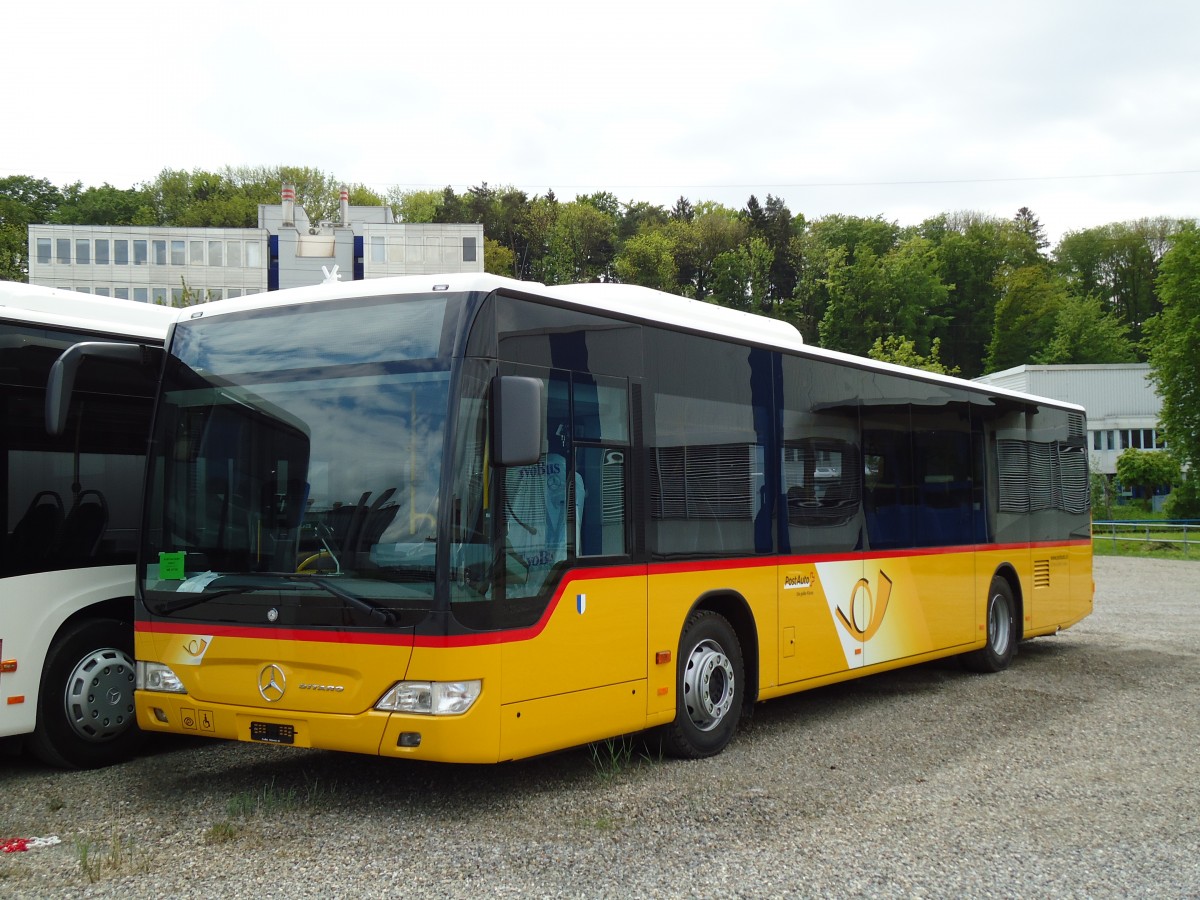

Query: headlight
[375,680,481,715]
[136,661,188,694]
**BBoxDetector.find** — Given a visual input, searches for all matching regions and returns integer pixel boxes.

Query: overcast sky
[4,0,1197,244]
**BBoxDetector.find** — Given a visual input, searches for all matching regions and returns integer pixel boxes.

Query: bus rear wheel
[659,610,744,759]
[28,618,143,769]
[964,577,1017,673]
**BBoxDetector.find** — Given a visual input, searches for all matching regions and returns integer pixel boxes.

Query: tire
[27,618,143,769]
[659,610,744,759]
[964,576,1018,673]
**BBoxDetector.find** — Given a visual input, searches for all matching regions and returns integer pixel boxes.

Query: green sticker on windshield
[159,551,186,581]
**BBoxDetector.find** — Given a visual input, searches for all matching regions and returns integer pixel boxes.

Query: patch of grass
[217,774,335,845]
[1093,538,1197,561]
[75,828,145,884]
[205,820,243,844]
[588,736,638,780]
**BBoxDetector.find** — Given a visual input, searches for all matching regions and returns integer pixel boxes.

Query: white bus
[0,282,175,767]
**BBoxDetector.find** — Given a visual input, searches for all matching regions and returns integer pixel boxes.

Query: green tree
[53,182,153,225]
[617,200,669,241]
[542,201,615,284]
[1013,206,1049,263]
[984,266,1067,372]
[519,193,559,282]
[867,335,959,375]
[919,212,1036,377]
[1054,218,1182,347]
[743,194,802,310]
[1115,448,1179,510]
[1036,294,1137,364]
[787,214,902,344]
[0,175,63,280]
[389,188,443,223]
[818,236,947,357]
[1145,224,1200,515]
[671,203,746,301]
[709,236,773,313]
[614,228,678,292]
[483,237,515,277]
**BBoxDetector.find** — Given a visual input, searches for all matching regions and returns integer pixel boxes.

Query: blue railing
[1092,520,1200,556]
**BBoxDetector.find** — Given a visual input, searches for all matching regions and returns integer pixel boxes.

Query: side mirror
[46,341,155,436]
[492,375,543,467]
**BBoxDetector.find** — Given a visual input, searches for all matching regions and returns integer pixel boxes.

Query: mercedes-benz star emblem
[258,664,286,702]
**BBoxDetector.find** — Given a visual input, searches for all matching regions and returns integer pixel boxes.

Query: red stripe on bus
[138,539,1088,650]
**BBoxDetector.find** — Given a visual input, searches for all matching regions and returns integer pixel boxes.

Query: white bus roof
[171,274,1084,415]
[0,281,177,341]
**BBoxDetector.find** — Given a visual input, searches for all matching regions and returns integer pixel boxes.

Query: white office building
[27,186,484,301]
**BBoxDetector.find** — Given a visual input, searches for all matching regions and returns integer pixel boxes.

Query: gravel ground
[2,555,1199,898]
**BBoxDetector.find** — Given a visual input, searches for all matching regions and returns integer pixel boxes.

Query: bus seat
[56,489,109,563]
[7,491,65,571]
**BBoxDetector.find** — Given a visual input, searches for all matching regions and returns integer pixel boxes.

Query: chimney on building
[340,186,349,228]
[281,182,296,228]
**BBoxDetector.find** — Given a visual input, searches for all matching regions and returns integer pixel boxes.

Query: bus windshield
[141,293,462,628]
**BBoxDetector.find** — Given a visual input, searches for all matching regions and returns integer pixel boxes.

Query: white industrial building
[974,363,1164,477]
[27,186,483,301]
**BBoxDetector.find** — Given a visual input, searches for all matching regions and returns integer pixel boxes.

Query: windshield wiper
[153,574,398,626]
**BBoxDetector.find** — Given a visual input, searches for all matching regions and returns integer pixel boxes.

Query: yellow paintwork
[135,542,1094,763]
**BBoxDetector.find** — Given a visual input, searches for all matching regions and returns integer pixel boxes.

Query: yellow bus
[123,274,1092,761]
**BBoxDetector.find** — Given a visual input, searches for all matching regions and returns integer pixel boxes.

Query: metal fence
[1092,520,1200,556]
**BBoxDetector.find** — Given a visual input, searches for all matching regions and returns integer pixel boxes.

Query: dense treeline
[0,166,1193,380]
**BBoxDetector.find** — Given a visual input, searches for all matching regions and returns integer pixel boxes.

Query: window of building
[95,287,110,297]
[114,288,129,300]
[207,288,223,301]
[134,287,148,303]
[1142,429,1155,449]
[1092,431,1101,451]
[56,238,71,264]
[75,239,90,264]
[114,240,129,265]
[133,240,147,265]
[208,240,223,266]
[1105,430,1114,450]
[171,287,184,305]
[245,241,260,267]
[36,238,51,264]
[226,241,241,267]
[463,236,477,262]
[190,241,204,265]
[153,239,166,265]
[74,286,89,293]
[227,288,242,299]
[171,240,185,266]
[153,287,167,305]
[95,239,109,264]
[370,235,385,264]
[1156,430,1167,449]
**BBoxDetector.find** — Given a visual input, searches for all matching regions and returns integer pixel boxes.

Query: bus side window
[575,446,626,557]
[572,375,629,558]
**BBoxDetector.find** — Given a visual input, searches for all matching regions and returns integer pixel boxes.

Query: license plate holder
[250,721,295,745]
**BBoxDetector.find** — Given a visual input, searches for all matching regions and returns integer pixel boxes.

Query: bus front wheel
[964,577,1018,673]
[659,610,744,758]
[28,618,143,769]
